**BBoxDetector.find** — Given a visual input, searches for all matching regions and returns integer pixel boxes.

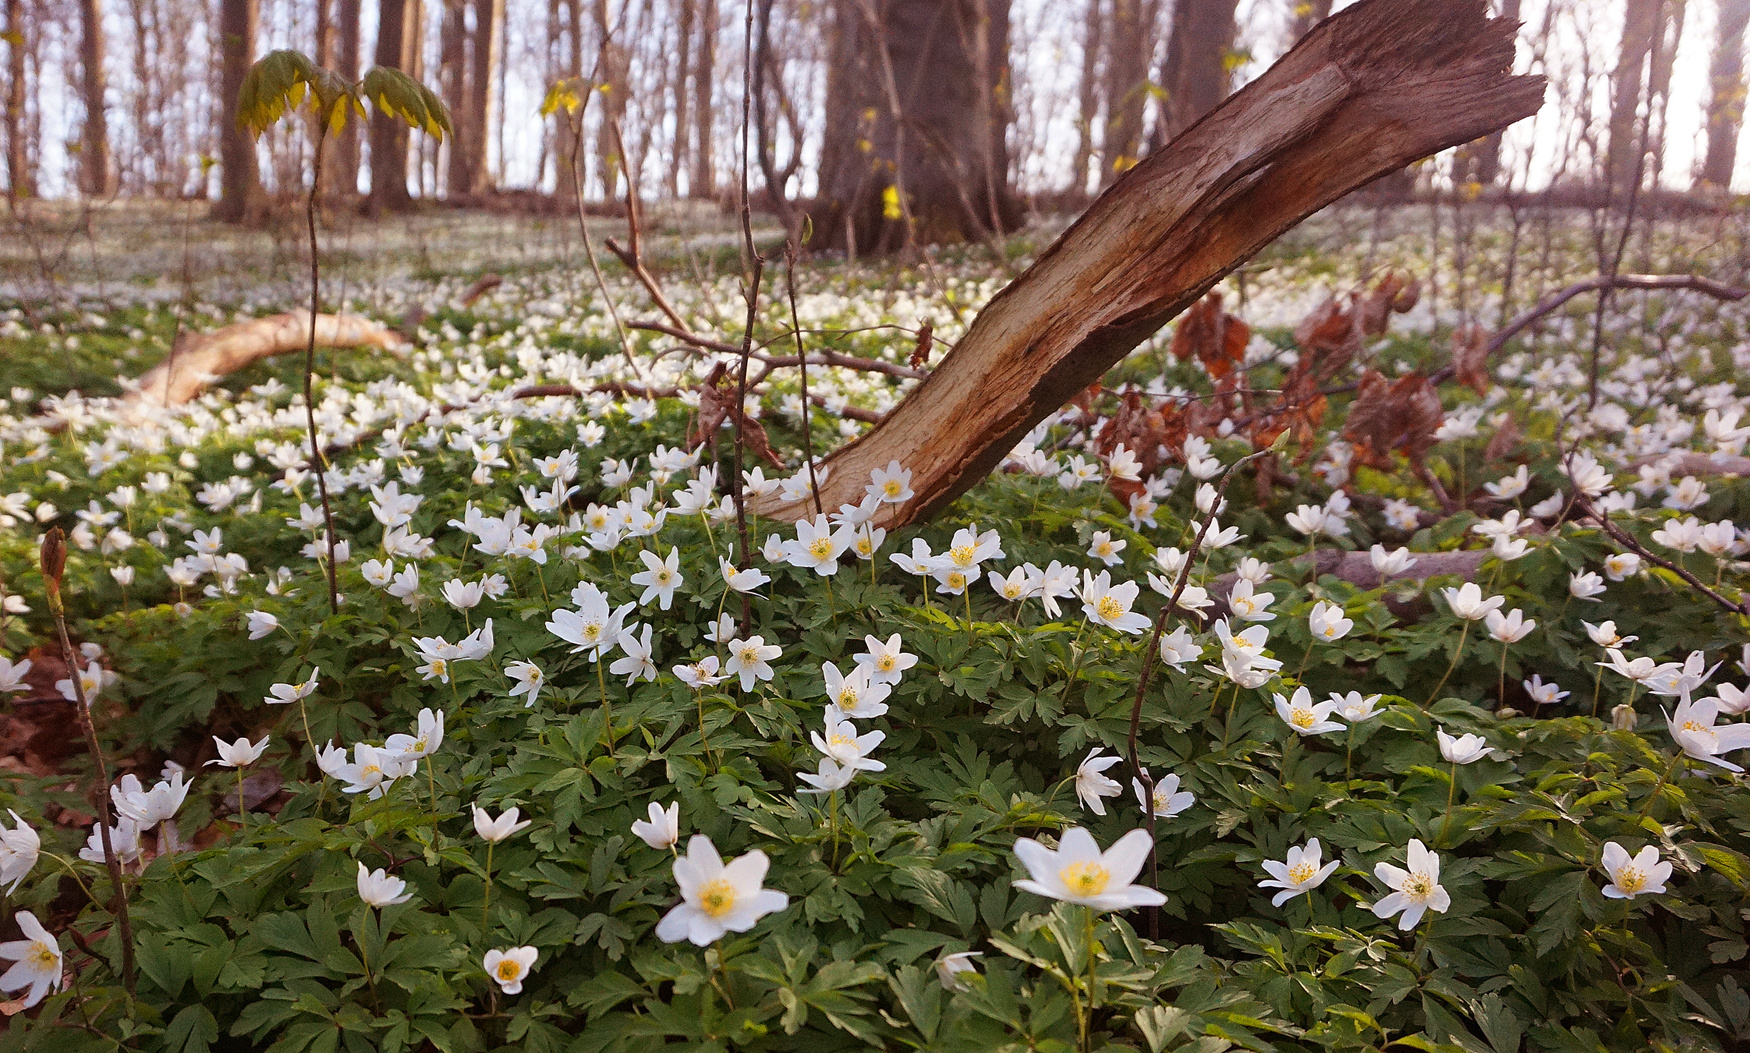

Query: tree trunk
[593,0,629,199]
[1156,0,1239,145]
[332,0,362,196]
[76,0,113,196]
[1699,0,1750,189]
[1606,0,1664,190]
[465,0,504,194]
[1097,0,1150,185]
[1468,0,1521,185]
[755,0,1543,528]
[440,0,469,196]
[815,0,1023,253]
[1072,0,1104,198]
[211,0,263,223]
[1289,0,1333,40]
[1643,0,1685,187]
[367,0,417,214]
[669,0,694,198]
[4,0,30,199]
[555,0,584,204]
[690,0,715,198]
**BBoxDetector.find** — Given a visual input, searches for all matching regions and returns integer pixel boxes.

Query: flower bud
[38,528,66,606]
[1611,704,1639,731]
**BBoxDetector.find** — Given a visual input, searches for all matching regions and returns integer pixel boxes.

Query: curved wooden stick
[753,0,1543,528]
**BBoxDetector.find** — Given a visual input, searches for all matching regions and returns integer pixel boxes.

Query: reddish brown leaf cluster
[686,363,785,470]
[908,321,934,370]
[1342,368,1443,469]
[1449,322,1492,395]
[1170,293,1250,380]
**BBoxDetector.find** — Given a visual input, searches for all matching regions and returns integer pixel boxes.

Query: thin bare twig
[785,240,823,517]
[1574,495,1749,619]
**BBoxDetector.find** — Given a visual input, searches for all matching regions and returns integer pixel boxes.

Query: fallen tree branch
[1574,495,1749,620]
[751,0,1544,528]
[1430,273,1749,386]
[119,311,405,418]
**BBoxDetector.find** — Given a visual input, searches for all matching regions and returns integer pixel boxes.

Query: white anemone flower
[725,636,782,691]
[1436,728,1501,765]
[1274,687,1345,736]
[630,547,685,610]
[1075,748,1123,815]
[1080,570,1151,634]
[484,946,539,994]
[1370,839,1450,930]
[0,811,40,893]
[1600,842,1671,899]
[1308,600,1352,641]
[654,835,789,946]
[1011,827,1167,911]
[0,911,62,1008]
[206,735,270,768]
[1130,769,1194,818]
[632,802,681,849]
[356,861,413,907]
[1258,838,1340,906]
[1664,693,1750,771]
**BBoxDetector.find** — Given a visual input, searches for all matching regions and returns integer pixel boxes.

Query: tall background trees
[0,0,1744,236]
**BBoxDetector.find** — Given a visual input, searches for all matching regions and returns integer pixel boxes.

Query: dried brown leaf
[1450,322,1492,395]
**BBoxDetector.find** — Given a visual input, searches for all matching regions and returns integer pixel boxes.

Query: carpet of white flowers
[1,213,1749,1053]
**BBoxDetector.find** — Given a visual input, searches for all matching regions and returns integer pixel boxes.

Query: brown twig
[1574,495,1749,619]
[304,128,341,617]
[785,241,823,517]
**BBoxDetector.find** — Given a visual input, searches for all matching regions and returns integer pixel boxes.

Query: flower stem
[481,841,495,932]
[1440,760,1458,846]
[1636,751,1684,821]
[597,659,617,758]
[1424,619,1471,706]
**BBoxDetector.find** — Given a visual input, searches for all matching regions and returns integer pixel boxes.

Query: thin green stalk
[1636,751,1684,821]
[1440,760,1458,845]
[1083,907,1098,1043]
[481,841,495,932]
[1424,619,1472,706]
[598,659,616,757]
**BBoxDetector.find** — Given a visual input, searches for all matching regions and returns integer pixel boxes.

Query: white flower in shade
[1436,728,1501,764]
[631,547,685,610]
[822,661,891,719]
[1484,608,1535,644]
[1713,683,1750,716]
[80,818,142,866]
[797,757,861,794]
[483,946,538,994]
[1227,578,1276,623]
[1080,570,1151,634]
[988,566,1032,601]
[1598,648,1673,686]
[387,708,445,760]
[1131,769,1194,818]
[1664,476,1710,511]
[867,460,914,504]
[632,801,681,849]
[1075,748,1124,815]
[356,861,412,907]
[1483,465,1529,500]
[1583,620,1636,649]
[1285,504,1333,537]
[1664,694,1750,771]
[725,636,782,691]
[1441,583,1504,621]
[934,951,983,991]
[1568,571,1607,601]
[673,656,725,690]
[654,835,789,946]
[1274,687,1345,736]
[855,633,917,685]
[264,669,320,705]
[1259,838,1340,906]
[1087,531,1126,566]
[719,558,770,594]
[206,735,269,768]
[811,710,886,771]
[1011,827,1167,911]
[1369,545,1419,578]
[1603,552,1641,581]
[1644,651,1721,698]
[111,771,190,827]
[0,812,40,893]
[0,657,31,695]
[785,514,850,576]
[703,615,737,644]
[1600,842,1671,900]
[1332,692,1383,722]
[1157,626,1201,669]
[1308,600,1352,641]
[472,805,532,843]
[245,610,280,639]
[546,588,633,660]
[441,579,485,610]
[1371,839,1450,929]
[55,661,106,705]
[0,911,62,1008]
[609,623,658,685]
[506,661,545,707]
[1522,675,1569,706]
[1565,452,1611,497]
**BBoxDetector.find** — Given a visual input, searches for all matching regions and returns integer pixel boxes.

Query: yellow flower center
[429,659,447,677]
[656,570,672,584]
[1059,861,1110,897]
[1291,708,1317,729]
[698,878,738,918]
[876,655,895,672]
[808,539,834,560]
[581,622,603,642]
[1323,624,1339,638]
[855,537,873,555]
[1003,584,1022,598]
[496,959,522,981]
[946,572,967,590]
[1095,542,1113,556]
[1403,873,1435,902]
[1288,861,1317,884]
[837,686,860,711]
[1095,596,1124,620]
[1615,866,1644,893]
[828,732,856,750]
[28,942,55,968]
[949,545,975,567]
[882,480,903,497]
[738,646,760,664]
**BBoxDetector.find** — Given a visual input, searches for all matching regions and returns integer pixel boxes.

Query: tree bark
[1072,0,1104,198]
[367,0,418,214]
[463,0,504,194]
[593,0,629,199]
[1097,0,1150,185]
[1467,0,1521,185]
[1156,0,1239,145]
[1606,0,1664,190]
[211,0,263,223]
[554,0,584,204]
[669,0,694,198]
[755,0,1543,528]
[815,0,1023,253]
[4,0,30,199]
[1700,0,1750,189]
[690,0,716,198]
[76,0,113,196]
[440,0,469,196]
[332,0,362,196]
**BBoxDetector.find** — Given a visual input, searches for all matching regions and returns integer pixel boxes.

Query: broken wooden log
[752,0,1543,528]
[119,311,406,418]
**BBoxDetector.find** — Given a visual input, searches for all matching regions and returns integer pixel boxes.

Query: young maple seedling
[233,51,452,615]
